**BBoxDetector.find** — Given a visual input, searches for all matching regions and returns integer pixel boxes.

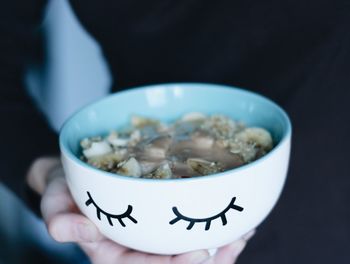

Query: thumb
[48,213,102,243]
[41,177,102,243]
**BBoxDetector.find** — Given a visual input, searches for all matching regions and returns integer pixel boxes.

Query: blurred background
[0,0,110,263]
[1,0,349,263]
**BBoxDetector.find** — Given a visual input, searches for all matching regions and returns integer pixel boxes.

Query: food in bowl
[80,113,273,179]
[59,83,291,255]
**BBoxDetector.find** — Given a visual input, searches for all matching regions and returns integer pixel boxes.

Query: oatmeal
[80,113,273,179]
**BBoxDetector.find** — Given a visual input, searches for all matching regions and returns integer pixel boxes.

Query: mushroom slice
[181,112,207,122]
[80,138,92,149]
[201,115,238,139]
[87,152,123,171]
[215,139,230,148]
[144,162,173,179]
[106,131,129,147]
[80,136,103,149]
[129,129,142,146]
[139,160,160,175]
[131,115,159,128]
[235,127,273,152]
[142,135,172,160]
[106,130,118,141]
[117,157,142,177]
[229,140,257,163]
[83,141,112,158]
[109,138,129,147]
[186,158,223,176]
[191,132,214,149]
[114,148,128,160]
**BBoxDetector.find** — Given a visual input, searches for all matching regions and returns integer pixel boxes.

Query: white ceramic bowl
[59,83,291,254]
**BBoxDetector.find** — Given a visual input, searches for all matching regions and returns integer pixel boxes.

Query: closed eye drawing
[85,191,137,227]
[169,197,243,231]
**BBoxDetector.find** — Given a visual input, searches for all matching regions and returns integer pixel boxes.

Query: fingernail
[242,229,256,241]
[77,223,98,242]
[188,251,210,264]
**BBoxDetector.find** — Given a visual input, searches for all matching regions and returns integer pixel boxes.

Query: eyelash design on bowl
[169,197,243,231]
[85,191,138,227]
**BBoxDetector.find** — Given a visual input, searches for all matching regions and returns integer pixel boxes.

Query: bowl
[59,83,291,255]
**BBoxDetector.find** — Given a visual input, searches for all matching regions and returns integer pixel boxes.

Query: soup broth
[80,113,273,179]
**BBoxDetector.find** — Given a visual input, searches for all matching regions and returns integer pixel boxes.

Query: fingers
[78,239,127,263]
[172,250,210,264]
[207,240,246,264]
[41,177,103,243]
[118,250,209,264]
[26,156,61,195]
[201,230,256,264]
[48,213,103,243]
[128,250,209,264]
[79,239,210,264]
[41,177,76,222]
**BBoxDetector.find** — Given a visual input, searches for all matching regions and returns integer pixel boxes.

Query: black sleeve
[0,0,58,213]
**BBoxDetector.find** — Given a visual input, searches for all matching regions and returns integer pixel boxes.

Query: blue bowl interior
[60,83,291,164]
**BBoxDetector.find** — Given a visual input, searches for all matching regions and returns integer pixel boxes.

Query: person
[1,0,349,263]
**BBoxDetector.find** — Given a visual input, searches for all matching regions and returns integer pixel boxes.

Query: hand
[27,157,255,264]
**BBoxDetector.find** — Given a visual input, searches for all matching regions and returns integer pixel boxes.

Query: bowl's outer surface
[60,83,292,254]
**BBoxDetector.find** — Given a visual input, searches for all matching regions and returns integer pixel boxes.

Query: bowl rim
[59,82,292,183]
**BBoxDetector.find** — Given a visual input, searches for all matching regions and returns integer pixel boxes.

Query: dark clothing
[1,0,349,263]
[0,1,58,205]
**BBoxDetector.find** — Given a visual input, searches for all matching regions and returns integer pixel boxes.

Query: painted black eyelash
[169,197,243,231]
[85,191,137,227]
